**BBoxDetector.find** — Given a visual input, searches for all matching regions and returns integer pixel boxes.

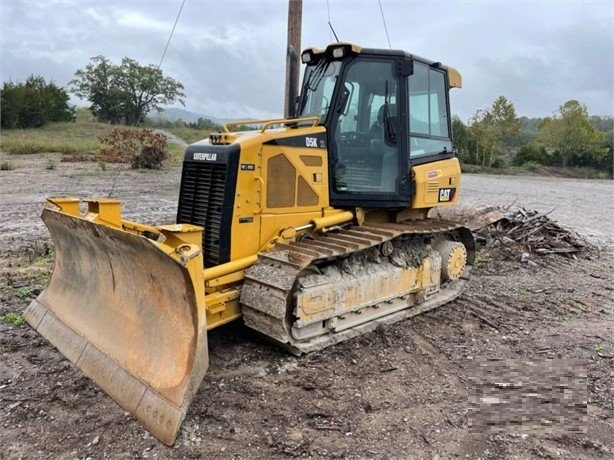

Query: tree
[70,56,185,125]
[536,100,607,168]
[452,116,472,163]
[490,95,522,144]
[467,109,496,166]
[467,96,520,166]
[1,75,74,128]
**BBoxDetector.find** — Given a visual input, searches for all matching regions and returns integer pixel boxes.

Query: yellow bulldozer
[25,43,475,445]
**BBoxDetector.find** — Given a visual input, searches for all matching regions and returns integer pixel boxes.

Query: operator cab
[298,43,460,208]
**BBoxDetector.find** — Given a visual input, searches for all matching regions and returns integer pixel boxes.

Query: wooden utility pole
[284,0,302,118]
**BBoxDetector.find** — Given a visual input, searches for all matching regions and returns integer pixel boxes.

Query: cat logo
[305,137,318,148]
[438,188,456,202]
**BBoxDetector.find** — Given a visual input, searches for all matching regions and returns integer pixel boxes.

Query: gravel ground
[0,154,612,458]
[460,174,614,246]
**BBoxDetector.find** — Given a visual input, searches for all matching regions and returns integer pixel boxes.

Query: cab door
[327,57,411,208]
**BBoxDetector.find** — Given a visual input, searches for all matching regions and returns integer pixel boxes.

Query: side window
[408,64,429,135]
[338,82,360,133]
[429,71,448,137]
[408,62,451,157]
[319,78,337,120]
[300,60,342,123]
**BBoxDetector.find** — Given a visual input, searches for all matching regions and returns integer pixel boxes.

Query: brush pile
[464,206,589,255]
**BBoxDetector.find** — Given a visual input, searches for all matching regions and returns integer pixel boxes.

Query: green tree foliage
[188,117,221,131]
[536,100,607,168]
[70,56,185,125]
[512,144,553,166]
[452,116,471,162]
[518,116,544,133]
[1,75,74,128]
[467,96,520,166]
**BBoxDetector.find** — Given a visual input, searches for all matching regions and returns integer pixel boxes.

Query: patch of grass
[167,142,186,165]
[164,126,214,144]
[16,287,32,299]
[0,312,25,326]
[0,130,103,155]
[0,160,15,170]
[594,343,605,352]
[473,252,489,268]
[22,242,55,264]
[35,248,55,264]
[2,110,187,169]
[460,163,482,174]
[521,161,541,172]
[0,345,11,353]
[25,270,50,284]
[45,156,57,170]
[518,289,532,299]
[1,109,111,157]
[578,167,610,180]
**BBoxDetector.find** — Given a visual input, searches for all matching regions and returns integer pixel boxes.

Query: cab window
[408,62,451,158]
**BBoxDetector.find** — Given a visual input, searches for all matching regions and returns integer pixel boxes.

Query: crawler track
[241,219,475,354]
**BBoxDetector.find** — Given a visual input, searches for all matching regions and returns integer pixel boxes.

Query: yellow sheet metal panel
[411,158,461,209]
[448,66,462,88]
[227,133,265,261]
[230,124,330,261]
[46,197,80,216]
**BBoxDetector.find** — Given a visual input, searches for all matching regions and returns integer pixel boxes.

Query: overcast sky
[1,0,613,122]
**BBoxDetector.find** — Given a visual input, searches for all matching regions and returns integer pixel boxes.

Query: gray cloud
[1,0,612,121]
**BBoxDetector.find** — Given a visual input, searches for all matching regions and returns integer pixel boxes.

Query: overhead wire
[135,0,186,127]
[377,0,392,49]
[158,0,186,70]
[112,0,186,198]
[326,0,334,42]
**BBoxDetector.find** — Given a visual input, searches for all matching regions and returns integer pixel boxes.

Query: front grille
[177,162,229,267]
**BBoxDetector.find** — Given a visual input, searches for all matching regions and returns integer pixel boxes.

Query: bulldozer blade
[24,206,208,445]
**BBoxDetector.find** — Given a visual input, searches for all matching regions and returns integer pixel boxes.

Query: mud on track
[1,153,613,458]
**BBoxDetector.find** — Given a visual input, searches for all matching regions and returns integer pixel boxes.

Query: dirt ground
[0,153,613,459]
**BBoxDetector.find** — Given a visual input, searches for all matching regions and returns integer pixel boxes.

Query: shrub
[45,157,57,170]
[0,161,15,171]
[521,161,540,171]
[98,128,168,169]
[513,144,552,166]
[460,163,481,174]
[131,145,167,170]
[490,157,507,169]
[1,75,75,129]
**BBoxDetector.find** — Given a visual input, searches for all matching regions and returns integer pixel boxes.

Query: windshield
[299,59,342,123]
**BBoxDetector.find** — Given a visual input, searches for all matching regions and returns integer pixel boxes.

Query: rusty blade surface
[24,208,208,445]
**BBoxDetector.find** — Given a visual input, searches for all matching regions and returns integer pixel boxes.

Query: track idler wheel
[436,240,467,281]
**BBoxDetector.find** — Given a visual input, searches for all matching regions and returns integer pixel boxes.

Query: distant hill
[151,107,229,125]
